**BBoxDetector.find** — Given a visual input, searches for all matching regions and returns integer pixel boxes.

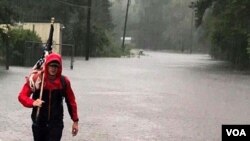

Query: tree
[0,0,16,68]
[8,28,42,66]
[8,0,117,57]
[194,0,250,68]
[133,0,168,50]
[110,0,196,51]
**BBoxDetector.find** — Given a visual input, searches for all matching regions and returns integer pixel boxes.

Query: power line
[54,0,88,8]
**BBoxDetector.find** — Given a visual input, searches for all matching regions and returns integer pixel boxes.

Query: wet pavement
[1,51,250,141]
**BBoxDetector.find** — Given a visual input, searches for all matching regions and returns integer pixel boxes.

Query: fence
[13,41,74,69]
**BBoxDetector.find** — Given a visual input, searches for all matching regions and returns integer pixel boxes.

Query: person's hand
[32,99,44,107]
[72,121,79,136]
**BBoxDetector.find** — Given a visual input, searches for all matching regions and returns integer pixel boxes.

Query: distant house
[120,36,132,44]
[1,22,64,53]
[21,22,63,54]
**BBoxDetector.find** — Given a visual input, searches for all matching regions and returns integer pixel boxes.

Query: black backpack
[60,75,67,96]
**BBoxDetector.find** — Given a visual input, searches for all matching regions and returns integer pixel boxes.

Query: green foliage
[247,34,250,55]
[194,0,250,68]
[162,0,195,51]
[8,28,42,66]
[123,43,135,56]
[90,25,122,57]
[193,0,213,27]
[0,0,16,24]
[111,0,198,52]
[8,0,117,57]
[135,0,168,50]
[0,0,17,62]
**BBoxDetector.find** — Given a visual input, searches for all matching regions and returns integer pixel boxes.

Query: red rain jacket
[18,53,79,122]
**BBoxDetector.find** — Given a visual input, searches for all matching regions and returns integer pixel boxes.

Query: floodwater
[1,51,250,141]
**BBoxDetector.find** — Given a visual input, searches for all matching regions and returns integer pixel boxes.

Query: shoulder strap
[60,75,67,96]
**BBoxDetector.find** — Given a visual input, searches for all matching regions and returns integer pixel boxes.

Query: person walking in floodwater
[18,53,79,141]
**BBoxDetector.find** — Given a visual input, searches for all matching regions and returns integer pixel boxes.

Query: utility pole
[85,0,92,60]
[121,0,130,52]
[189,1,195,54]
[5,35,9,70]
[3,26,9,70]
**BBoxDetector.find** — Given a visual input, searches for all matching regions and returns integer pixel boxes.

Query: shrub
[8,28,42,66]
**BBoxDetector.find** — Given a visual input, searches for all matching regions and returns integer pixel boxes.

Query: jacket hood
[44,53,62,78]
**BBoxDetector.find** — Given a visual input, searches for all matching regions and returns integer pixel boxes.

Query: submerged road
[1,51,250,141]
